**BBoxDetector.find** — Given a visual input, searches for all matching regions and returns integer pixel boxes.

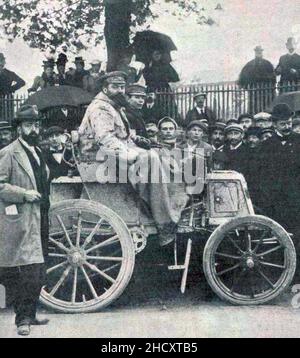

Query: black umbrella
[271,91,300,112]
[25,85,94,111]
[132,30,177,64]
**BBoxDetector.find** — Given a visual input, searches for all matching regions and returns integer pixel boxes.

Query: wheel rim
[41,202,134,311]
[209,221,293,303]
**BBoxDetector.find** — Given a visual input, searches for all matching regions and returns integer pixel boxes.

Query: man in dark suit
[0,53,26,96]
[0,121,13,150]
[185,93,216,127]
[275,37,300,84]
[209,122,228,170]
[223,123,245,172]
[141,91,164,124]
[260,103,300,244]
[0,105,50,336]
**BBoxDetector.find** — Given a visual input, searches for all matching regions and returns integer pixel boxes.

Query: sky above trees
[1,0,300,91]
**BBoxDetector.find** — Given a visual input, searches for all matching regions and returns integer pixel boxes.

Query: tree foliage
[0,0,217,52]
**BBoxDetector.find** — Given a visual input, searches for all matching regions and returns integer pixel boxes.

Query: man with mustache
[0,121,13,150]
[260,103,300,251]
[209,121,228,170]
[0,105,50,336]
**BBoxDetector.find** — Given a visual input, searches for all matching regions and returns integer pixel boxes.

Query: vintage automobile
[40,133,297,313]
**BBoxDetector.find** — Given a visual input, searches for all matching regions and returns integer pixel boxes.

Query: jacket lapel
[13,140,37,189]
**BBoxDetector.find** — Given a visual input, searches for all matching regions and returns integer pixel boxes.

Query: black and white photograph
[1,0,300,340]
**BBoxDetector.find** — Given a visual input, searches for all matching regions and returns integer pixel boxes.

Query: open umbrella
[25,85,94,111]
[132,30,177,64]
[271,91,300,113]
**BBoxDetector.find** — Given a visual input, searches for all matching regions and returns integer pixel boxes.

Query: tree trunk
[104,0,132,72]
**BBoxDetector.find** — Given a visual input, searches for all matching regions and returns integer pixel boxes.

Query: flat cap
[15,105,41,124]
[225,123,244,134]
[126,84,147,96]
[254,112,272,121]
[100,71,127,85]
[0,121,12,131]
[210,121,226,132]
[44,126,64,137]
[186,119,208,132]
[194,92,207,100]
[238,113,253,122]
[226,118,239,125]
[271,103,294,121]
[157,116,178,130]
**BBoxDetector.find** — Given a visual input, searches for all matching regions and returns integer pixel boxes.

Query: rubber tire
[40,199,135,313]
[203,215,296,305]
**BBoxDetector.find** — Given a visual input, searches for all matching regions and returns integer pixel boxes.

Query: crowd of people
[2,37,300,336]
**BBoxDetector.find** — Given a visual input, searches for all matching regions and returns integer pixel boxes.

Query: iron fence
[1,81,300,125]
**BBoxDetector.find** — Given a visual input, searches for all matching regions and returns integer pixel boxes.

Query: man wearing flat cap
[260,103,300,252]
[125,84,149,141]
[223,123,245,171]
[254,112,273,129]
[185,92,216,127]
[157,116,179,149]
[0,105,50,335]
[209,122,228,170]
[0,121,13,150]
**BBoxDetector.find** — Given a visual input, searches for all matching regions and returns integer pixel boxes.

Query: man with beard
[238,113,254,132]
[209,122,228,170]
[0,121,13,149]
[79,73,188,247]
[0,105,50,336]
[223,123,245,171]
[260,103,300,248]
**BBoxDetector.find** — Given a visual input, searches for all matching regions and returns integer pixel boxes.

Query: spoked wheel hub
[203,215,296,305]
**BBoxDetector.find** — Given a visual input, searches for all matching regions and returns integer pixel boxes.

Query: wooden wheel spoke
[256,245,283,257]
[49,237,70,253]
[215,252,241,260]
[84,261,116,284]
[71,267,78,303]
[86,255,123,262]
[256,267,275,289]
[80,266,98,299]
[216,263,241,276]
[252,230,269,253]
[85,235,119,254]
[245,227,252,252]
[228,234,244,254]
[49,265,72,296]
[81,218,104,249]
[103,263,121,273]
[259,261,286,269]
[56,214,74,248]
[230,268,246,293]
[47,260,68,274]
[48,253,67,258]
[76,211,82,248]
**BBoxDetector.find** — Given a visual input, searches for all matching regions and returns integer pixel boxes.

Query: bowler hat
[14,105,41,125]
[126,84,147,96]
[0,121,12,131]
[271,103,294,121]
[225,123,244,134]
[157,116,178,130]
[186,119,208,133]
[45,126,64,138]
[254,45,264,52]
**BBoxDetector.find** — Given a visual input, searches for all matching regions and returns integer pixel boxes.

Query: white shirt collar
[230,141,243,150]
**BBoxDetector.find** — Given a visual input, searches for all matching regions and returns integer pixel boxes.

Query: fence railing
[1,81,300,125]
[156,81,300,122]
